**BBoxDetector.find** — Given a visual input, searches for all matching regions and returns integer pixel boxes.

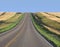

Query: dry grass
[0,12,16,21]
[43,25,60,35]
[47,12,60,17]
[0,13,23,33]
[40,12,60,23]
[36,13,60,35]
[0,14,22,29]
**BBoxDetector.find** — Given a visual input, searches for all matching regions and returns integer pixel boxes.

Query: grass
[0,12,16,21]
[45,12,60,18]
[31,13,60,47]
[36,13,60,30]
[0,13,24,33]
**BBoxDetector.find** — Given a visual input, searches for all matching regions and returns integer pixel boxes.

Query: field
[36,13,60,32]
[47,12,60,18]
[31,13,60,47]
[0,12,16,20]
[40,12,60,23]
[0,12,23,33]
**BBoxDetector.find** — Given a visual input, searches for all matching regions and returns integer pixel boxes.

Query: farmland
[0,12,23,33]
[31,13,60,47]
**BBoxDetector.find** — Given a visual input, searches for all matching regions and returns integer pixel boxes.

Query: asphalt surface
[0,13,53,47]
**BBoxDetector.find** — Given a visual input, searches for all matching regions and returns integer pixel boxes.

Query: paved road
[0,13,53,47]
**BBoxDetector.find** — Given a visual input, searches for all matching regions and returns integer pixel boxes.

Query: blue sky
[0,0,60,12]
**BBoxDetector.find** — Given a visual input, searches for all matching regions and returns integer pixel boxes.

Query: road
[0,13,53,47]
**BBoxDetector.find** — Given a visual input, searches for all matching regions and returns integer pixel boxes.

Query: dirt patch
[0,12,4,15]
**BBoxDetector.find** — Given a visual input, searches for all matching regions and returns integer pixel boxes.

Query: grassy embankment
[0,13,23,33]
[36,13,60,31]
[31,13,60,47]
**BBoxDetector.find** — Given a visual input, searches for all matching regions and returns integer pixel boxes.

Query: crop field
[31,13,60,47]
[0,12,23,33]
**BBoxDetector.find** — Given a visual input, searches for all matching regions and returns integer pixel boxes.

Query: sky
[0,0,60,12]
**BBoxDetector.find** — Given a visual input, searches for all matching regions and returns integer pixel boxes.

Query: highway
[0,13,53,47]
